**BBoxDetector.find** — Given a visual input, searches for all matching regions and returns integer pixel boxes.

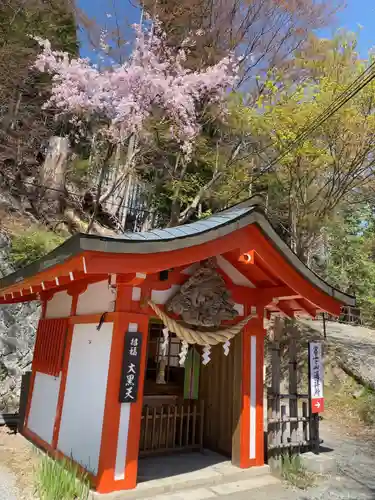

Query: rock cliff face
[0,231,39,412]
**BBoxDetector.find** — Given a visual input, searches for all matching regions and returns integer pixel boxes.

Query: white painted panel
[58,323,113,475]
[115,404,131,480]
[76,281,115,315]
[151,285,180,305]
[249,335,257,459]
[216,255,255,288]
[132,287,141,301]
[115,322,138,481]
[28,372,61,445]
[45,291,72,318]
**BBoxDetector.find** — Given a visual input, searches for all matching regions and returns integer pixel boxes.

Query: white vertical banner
[308,341,324,413]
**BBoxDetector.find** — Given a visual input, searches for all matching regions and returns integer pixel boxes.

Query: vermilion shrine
[0,200,354,494]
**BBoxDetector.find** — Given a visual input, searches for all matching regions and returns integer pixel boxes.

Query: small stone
[352,387,366,399]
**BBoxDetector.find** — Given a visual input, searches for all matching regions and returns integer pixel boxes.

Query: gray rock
[0,232,39,412]
[302,318,375,392]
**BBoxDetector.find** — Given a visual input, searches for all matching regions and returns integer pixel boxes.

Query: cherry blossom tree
[33,21,238,156]
[32,20,239,231]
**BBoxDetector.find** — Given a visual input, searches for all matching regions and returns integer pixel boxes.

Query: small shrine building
[0,200,354,494]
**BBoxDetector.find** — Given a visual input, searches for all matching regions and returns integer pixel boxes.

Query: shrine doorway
[139,320,239,461]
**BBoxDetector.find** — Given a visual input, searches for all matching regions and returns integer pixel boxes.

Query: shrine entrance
[139,318,239,460]
[0,198,355,494]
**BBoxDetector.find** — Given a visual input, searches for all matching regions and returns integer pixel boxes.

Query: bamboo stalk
[151,407,157,450]
[158,406,164,449]
[185,403,191,447]
[173,405,178,449]
[144,406,150,451]
[199,400,204,451]
[192,403,197,446]
[179,404,184,447]
[166,406,171,448]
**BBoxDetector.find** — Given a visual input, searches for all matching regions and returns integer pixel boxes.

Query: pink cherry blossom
[32,21,239,156]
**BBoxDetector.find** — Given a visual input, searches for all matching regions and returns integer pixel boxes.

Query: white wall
[27,372,61,445]
[57,323,113,475]
[249,335,257,459]
[76,281,115,315]
[45,291,72,318]
[151,285,180,305]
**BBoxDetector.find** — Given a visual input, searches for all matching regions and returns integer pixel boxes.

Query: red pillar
[96,282,149,493]
[239,312,265,468]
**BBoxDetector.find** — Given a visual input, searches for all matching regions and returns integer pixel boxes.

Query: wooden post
[18,371,31,434]
[302,401,308,452]
[270,341,281,469]
[267,316,283,470]
[281,404,287,448]
[322,314,326,339]
[288,334,298,453]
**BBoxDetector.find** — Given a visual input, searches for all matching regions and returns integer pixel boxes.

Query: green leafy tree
[0,0,78,167]
[322,206,375,325]
[231,32,375,263]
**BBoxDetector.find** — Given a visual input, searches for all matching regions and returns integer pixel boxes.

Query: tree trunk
[39,136,69,216]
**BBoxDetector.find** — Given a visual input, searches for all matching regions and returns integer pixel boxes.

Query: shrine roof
[0,198,355,310]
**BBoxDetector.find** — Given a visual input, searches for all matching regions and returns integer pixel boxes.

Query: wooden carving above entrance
[166,258,238,328]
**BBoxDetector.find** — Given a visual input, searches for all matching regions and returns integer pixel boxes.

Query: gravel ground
[300,420,375,500]
[216,419,375,500]
[0,465,19,500]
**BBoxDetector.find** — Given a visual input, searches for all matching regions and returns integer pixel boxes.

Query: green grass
[357,387,375,426]
[34,454,90,500]
[281,452,317,489]
[9,227,65,268]
[324,371,375,428]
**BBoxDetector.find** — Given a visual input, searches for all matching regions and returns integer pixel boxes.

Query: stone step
[93,463,279,500]
[141,476,282,499]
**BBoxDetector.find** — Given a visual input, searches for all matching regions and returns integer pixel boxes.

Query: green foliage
[323,205,375,326]
[357,387,375,426]
[9,228,65,269]
[229,32,375,260]
[281,452,316,489]
[34,454,90,500]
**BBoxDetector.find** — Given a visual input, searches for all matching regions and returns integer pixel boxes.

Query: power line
[227,60,375,203]
[0,171,154,214]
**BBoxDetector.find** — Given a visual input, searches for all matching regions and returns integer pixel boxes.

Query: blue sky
[77,0,375,59]
[320,0,375,57]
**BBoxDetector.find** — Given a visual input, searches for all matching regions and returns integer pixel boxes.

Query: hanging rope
[148,300,257,346]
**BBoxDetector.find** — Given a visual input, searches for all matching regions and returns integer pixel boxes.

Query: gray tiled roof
[0,198,356,307]
[117,205,253,241]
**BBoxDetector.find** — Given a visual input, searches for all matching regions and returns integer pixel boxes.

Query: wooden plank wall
[199,334,241,457]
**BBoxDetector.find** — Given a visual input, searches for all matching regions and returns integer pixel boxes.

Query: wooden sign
[308,341,324,414]
[119,331,143,403]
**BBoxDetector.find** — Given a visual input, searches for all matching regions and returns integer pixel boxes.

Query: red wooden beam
[246,226,342,316]
[275,301,295,318]
[295,298,317,318]
[224,250,278,286]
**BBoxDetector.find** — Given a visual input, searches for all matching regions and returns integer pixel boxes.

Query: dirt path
[0,465,19,500]
[0,427,37,499]
[225,419,375,500]
[296,419,375,500]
